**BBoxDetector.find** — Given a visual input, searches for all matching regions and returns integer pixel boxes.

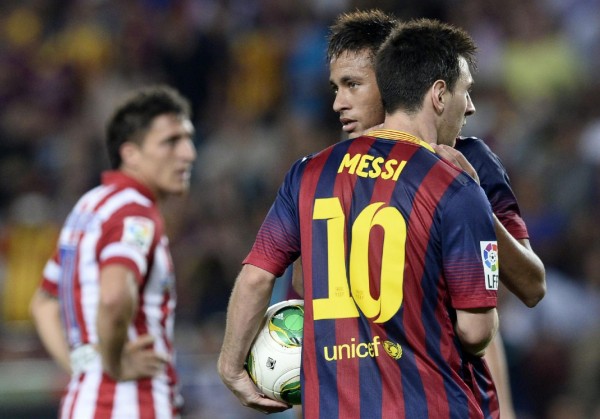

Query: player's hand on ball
[222,367,292,414]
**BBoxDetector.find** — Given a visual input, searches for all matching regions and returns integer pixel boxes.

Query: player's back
[297,130,497,419]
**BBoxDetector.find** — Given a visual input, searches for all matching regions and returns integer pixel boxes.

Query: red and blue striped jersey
[456,136,528,417]
[456,136,528,240]
[244,130,498,419]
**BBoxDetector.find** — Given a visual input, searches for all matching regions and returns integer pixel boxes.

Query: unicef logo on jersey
[480,241,499,290]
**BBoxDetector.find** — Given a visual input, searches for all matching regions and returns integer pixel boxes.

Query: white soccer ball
[246,299,304,405]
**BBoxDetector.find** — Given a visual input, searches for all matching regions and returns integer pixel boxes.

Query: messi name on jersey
[338,153,407,181]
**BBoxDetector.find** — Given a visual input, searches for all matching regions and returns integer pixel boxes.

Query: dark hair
[327,9,398,63]
[376,18,477,114]
[106,85,191,169]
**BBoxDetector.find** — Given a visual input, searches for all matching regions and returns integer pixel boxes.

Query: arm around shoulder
[494,218,546,307]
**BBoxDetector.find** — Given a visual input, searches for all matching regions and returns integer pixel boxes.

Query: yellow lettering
[338,153,360,174]
[373,336,381,357]
[338,343,351,360]
[322,335,389,362]
[356,154,373,178]
[369,157,384,178]
[392,160,407,181]
[381,159,398,180]
[356,342,369,358]
[337,153,406,181]
[324,346,337,361]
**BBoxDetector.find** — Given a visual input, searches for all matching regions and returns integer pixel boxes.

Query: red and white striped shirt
[41,171,180,419]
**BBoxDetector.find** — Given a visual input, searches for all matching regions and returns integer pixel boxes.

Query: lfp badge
[480,241,499,290]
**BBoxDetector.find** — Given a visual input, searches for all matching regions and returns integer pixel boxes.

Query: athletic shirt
[456,136,528,240]
[244,130,499,419]
[40,171,180,419]
[456,136,529,418]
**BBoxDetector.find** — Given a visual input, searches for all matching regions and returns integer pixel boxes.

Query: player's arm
[291,259,304,297]
[432,143,545,307]
[483,333,516,419]
[30,289,72,374]
[455,307,498,357]
[493,225,545,307]
[97,264,168,381]
[218,263,291,413]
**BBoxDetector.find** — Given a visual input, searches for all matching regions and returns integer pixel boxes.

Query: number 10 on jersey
[312,197,406,324]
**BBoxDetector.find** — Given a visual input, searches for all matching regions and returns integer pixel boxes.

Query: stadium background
[0,0,598,417]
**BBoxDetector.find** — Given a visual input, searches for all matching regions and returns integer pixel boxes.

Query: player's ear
[431,80,446,114]
[120,142,140,168]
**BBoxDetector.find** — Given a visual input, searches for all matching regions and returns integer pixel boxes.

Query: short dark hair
[106,85,191,169]
[376,18,477,114]
[327,9,398,63]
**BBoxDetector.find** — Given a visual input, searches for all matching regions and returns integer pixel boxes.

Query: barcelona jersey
[244,130,498,419]
[456,136,528,240]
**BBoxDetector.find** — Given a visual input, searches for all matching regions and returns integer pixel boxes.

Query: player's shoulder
[455,136,492,153]
[95,183,161,231]
[455,136,504,166]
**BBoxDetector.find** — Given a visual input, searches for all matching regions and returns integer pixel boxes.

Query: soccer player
[30,85,197,418]
[219,18,499,417]
[326,9,546,419]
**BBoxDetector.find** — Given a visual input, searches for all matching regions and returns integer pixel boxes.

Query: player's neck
[381,112,437,144]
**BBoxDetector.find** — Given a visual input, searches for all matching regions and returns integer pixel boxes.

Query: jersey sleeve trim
[99,242,147,282]
[242,255,286,278]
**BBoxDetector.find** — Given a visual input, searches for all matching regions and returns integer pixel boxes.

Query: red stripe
[332,138,374,417]
[402,159,459,418]
[94,373,117,419]
[369,142,418,418]
[137,378,155,419]
[298,147,334,417]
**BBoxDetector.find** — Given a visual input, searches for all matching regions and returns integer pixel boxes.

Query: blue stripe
[59,245,81,347]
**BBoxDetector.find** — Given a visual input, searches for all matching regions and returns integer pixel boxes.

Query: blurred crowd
[0,0,599,418]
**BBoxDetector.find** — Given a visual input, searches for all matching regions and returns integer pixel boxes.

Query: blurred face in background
[330,49,385,138]
[122,113,196,198]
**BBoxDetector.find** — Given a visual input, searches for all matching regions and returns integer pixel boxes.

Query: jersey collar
[365,129,435,153]
[101,171,156,202]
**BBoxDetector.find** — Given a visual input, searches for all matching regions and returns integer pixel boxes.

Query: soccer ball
[246,299,304,405]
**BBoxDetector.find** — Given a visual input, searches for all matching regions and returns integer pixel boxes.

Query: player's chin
[167,181,191,196]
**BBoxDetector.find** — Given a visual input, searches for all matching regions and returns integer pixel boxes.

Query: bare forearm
[30,290,71,374]
[97,305,131,379]
[218,264,276,381]
[483,333,516,419]
[97,265,137,380]
[494,216,545,307]
[456,308,498,357]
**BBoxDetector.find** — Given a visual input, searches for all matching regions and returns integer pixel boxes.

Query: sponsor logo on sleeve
[122,216,154,253]
[480,241,499,290]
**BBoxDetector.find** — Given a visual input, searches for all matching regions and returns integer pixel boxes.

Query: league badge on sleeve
[122,216,154,253]
[480,241,499,290]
